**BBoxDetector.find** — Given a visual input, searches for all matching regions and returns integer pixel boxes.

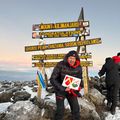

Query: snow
[41,108,45,116]
[105,107,120,120]
[41,88,49,99]
[23,85,48,99]
[0,102,13,113]
[80,88,84,96]
[23,86,37,98]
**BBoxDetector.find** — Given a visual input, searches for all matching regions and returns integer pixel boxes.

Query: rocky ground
[0,77,119,120]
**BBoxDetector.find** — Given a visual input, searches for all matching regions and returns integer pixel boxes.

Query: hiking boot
[110,106,116,115]
[111,109,115,115]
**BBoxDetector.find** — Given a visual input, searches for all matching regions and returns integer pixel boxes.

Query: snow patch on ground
[105,107,120,120]
[23,86,37,98]
[0,102,13,113]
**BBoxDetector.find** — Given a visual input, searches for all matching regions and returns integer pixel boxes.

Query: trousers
[54,93,80,120]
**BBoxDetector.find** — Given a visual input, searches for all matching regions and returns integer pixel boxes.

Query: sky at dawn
[0,0,120,81]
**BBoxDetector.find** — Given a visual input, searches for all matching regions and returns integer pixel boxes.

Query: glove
[78,86,81,91]
[65,87,71,94]
[65,87,82,97]
[70,89,82,97]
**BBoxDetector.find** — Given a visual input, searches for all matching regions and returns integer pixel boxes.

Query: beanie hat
[67,50,78,58]
[117,52,120,56]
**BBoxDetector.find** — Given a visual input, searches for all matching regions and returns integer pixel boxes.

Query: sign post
[76,8,89,94]
[39,40,49,90]
[36,67,42,99]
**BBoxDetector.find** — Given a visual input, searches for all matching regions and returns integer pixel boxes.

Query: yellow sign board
[32,61,93,68]
[32,54,65,60]
[25,38,101,52]
[32,53,92,60]
[32,29,90,39]
[32,21,89,31]
[80,53,92,59]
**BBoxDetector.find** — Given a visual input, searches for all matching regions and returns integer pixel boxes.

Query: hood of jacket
[105,57,115,70]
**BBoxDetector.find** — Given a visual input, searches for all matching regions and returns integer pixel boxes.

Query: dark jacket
[50,51,83,94]
[99,57,120,86]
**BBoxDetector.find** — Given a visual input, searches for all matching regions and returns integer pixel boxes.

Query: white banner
[62,75,81,90]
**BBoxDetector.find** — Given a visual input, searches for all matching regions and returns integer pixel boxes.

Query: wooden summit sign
[32,21,89,31]
[25,8,102,95]
[32,61,93,68]
[25,38,101,52]
[32,29,90,39]
[32,53,92,60]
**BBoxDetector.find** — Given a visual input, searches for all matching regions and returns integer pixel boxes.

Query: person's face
[68,56,76,66]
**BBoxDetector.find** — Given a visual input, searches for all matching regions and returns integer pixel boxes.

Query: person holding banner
[50,50,83,120]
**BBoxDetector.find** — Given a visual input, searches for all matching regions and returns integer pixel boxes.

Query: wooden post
[42,40,48,89]
[37,85,42,99]
[76,8,89,94]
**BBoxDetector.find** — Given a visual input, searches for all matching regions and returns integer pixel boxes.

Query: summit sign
[32,21,89,31]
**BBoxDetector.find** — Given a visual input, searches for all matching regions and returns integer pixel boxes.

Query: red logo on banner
[65,76,73,85]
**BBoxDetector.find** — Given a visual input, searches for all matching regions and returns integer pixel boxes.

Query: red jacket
[112,56,120,63]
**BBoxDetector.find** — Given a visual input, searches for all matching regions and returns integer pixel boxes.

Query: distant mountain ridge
[0,69,98,81]
[0,70,36,81]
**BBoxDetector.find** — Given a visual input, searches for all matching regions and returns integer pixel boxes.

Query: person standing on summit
[98,57,120,115]
[50,50,83,120]
[112,52,120,105]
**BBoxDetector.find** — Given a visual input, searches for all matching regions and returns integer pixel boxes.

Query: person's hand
[98,70,101,76]
[65,87,71,94]
[70,89,82,97]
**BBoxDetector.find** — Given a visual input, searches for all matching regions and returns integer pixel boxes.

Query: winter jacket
[99,58,120,86]
[50,51,83,95]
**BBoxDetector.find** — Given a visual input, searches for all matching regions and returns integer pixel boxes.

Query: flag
[36,72,42,88]
[36,70,46,89]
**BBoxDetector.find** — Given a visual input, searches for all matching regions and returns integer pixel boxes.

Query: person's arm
[98,64,106,77]
[50,62,66,92]
[76,66,83,88]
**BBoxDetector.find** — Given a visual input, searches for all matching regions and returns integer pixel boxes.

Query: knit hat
[117,52,120,56]
[67,50,78,58]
